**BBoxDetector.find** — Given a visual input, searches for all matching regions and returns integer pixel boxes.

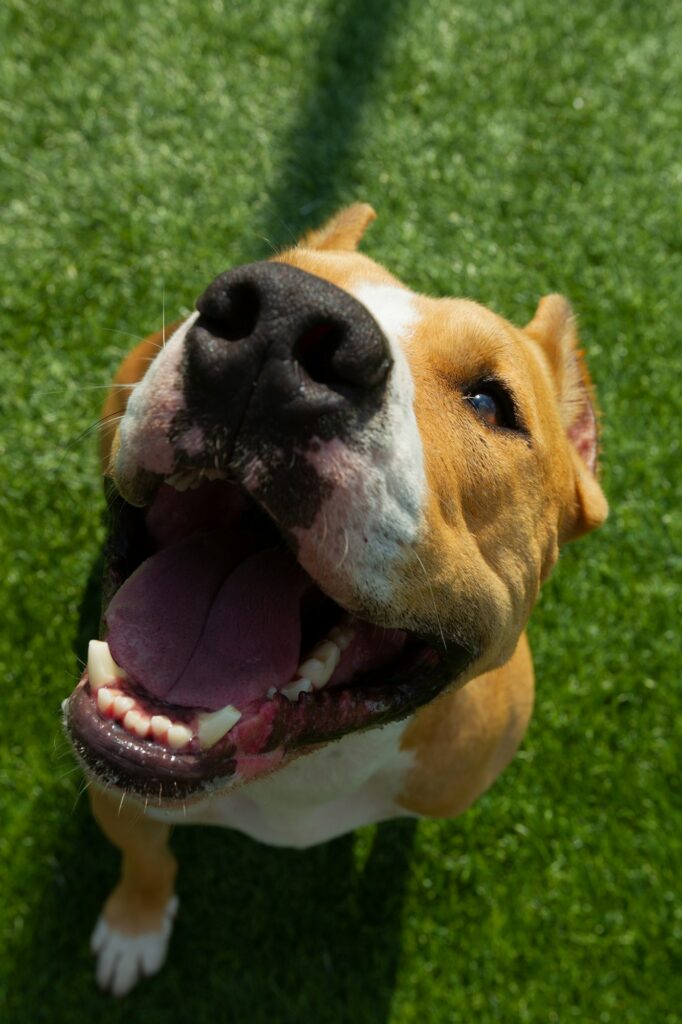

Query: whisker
[335,529,350,570]
[36,384,133,397]
[72,777,92,814]
[414,551,448,652]
[58,412,124,461]
[101,327,146,343]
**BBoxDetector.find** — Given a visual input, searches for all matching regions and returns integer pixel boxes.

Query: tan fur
[90,786,177,935]
[86,205,606,990]
[398,634,534,817]
[298,202,377,251]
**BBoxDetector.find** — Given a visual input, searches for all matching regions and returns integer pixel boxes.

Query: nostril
[293,321,346,388]
[199,281,261,342]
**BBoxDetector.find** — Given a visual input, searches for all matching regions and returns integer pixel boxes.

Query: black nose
[182,262,392,443]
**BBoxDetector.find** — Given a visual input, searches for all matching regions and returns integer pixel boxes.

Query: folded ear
[299,203,377,252]
[526,294,608,542]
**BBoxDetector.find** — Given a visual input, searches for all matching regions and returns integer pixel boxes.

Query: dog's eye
[464,382,520,431]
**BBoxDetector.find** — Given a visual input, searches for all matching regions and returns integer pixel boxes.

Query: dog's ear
[300,203,377,252]
[526,294,608,542]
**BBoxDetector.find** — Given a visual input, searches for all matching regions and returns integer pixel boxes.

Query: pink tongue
[106,529,311,711]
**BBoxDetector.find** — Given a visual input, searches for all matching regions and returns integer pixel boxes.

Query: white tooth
[123,709,151,738]
[266,687,278,700]
[328,626,355,651]
[296,655,329,688]
[167,724,193,749]
[96,687,115,715]
[197,705,242,750]
[113,695,135,718]
[166,470,192,491]
[87,639,127,691]
[308,641,341,680]
[281,678,313,702]
[150,714,172,740]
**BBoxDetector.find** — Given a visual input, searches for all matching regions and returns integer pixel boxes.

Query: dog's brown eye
[464,382,521,432]
[467,391,501,427]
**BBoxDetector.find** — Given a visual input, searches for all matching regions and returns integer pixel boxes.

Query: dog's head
[65,204,607,801]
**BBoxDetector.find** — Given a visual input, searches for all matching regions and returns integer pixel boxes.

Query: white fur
[116,313,199,480]
[352,282,420,347]
[147,721,415,848]
[91,895,178,996]
[290,282,426,610]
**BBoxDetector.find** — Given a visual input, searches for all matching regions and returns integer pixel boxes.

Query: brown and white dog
[64,203,607,995]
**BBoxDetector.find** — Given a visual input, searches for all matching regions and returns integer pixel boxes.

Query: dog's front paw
[91,895,178,996]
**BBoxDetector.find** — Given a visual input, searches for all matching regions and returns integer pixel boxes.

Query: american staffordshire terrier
[64,204,607,995]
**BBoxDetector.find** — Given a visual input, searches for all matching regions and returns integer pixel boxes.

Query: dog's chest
[148,720,415,847]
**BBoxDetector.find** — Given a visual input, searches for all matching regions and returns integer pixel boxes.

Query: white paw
[91,895,178,996]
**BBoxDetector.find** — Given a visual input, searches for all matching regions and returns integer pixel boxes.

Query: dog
[64,203,607,995]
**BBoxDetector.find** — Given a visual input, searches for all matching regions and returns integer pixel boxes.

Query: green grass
[1,0,680,1021]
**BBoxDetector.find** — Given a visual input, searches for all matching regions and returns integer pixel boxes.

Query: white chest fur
[147,720,416,848]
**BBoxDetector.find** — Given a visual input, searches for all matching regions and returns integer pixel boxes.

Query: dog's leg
[88,785,178,996]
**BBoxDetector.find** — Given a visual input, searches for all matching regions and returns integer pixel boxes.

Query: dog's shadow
[8,555,416,1024]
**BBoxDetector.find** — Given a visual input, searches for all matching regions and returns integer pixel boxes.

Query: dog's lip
[76,473,472,802]
[64,640,461,804]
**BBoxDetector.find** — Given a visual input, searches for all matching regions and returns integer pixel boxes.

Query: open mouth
[65,473,465,803]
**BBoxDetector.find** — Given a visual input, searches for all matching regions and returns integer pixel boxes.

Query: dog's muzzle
[180,262,393,455]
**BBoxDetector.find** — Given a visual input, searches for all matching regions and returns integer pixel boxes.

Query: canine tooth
[167,724,193,749]
[123,709,151,738]
[328,626,354,651]
[281,678,313,702]
[197,705,242,750]
[113,695,135,718]
[87,639,127,690]
[96,687,116,715]
[150,714,172,740]
[166,470,195,491]
[266,687,278,700]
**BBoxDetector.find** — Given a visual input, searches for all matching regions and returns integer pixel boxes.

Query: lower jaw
[65,645,464,804]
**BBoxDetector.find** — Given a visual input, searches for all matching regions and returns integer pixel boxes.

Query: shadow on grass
[4,784,416,1024]
[257,0,407,250]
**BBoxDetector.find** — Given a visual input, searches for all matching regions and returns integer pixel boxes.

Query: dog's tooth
[197,705,242,750]
[296,658,329,688]
[96,686,116,715]
[123,709,151,738]
[166,470,193,491]
[87,639,127,691]
[167,724,193,749]
[266,687,278,700]
[150,714,172,741]
[113,695,135,718]
[281,678,313,702]
[311,640,341,674]
[328,626,355,652]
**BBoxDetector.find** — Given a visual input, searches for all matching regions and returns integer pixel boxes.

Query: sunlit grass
[1,0,680,1021]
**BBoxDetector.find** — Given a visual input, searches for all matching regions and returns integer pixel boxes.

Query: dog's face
[66,204,607,801]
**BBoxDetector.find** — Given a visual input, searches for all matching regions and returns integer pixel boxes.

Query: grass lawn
[1,0,680,1021]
